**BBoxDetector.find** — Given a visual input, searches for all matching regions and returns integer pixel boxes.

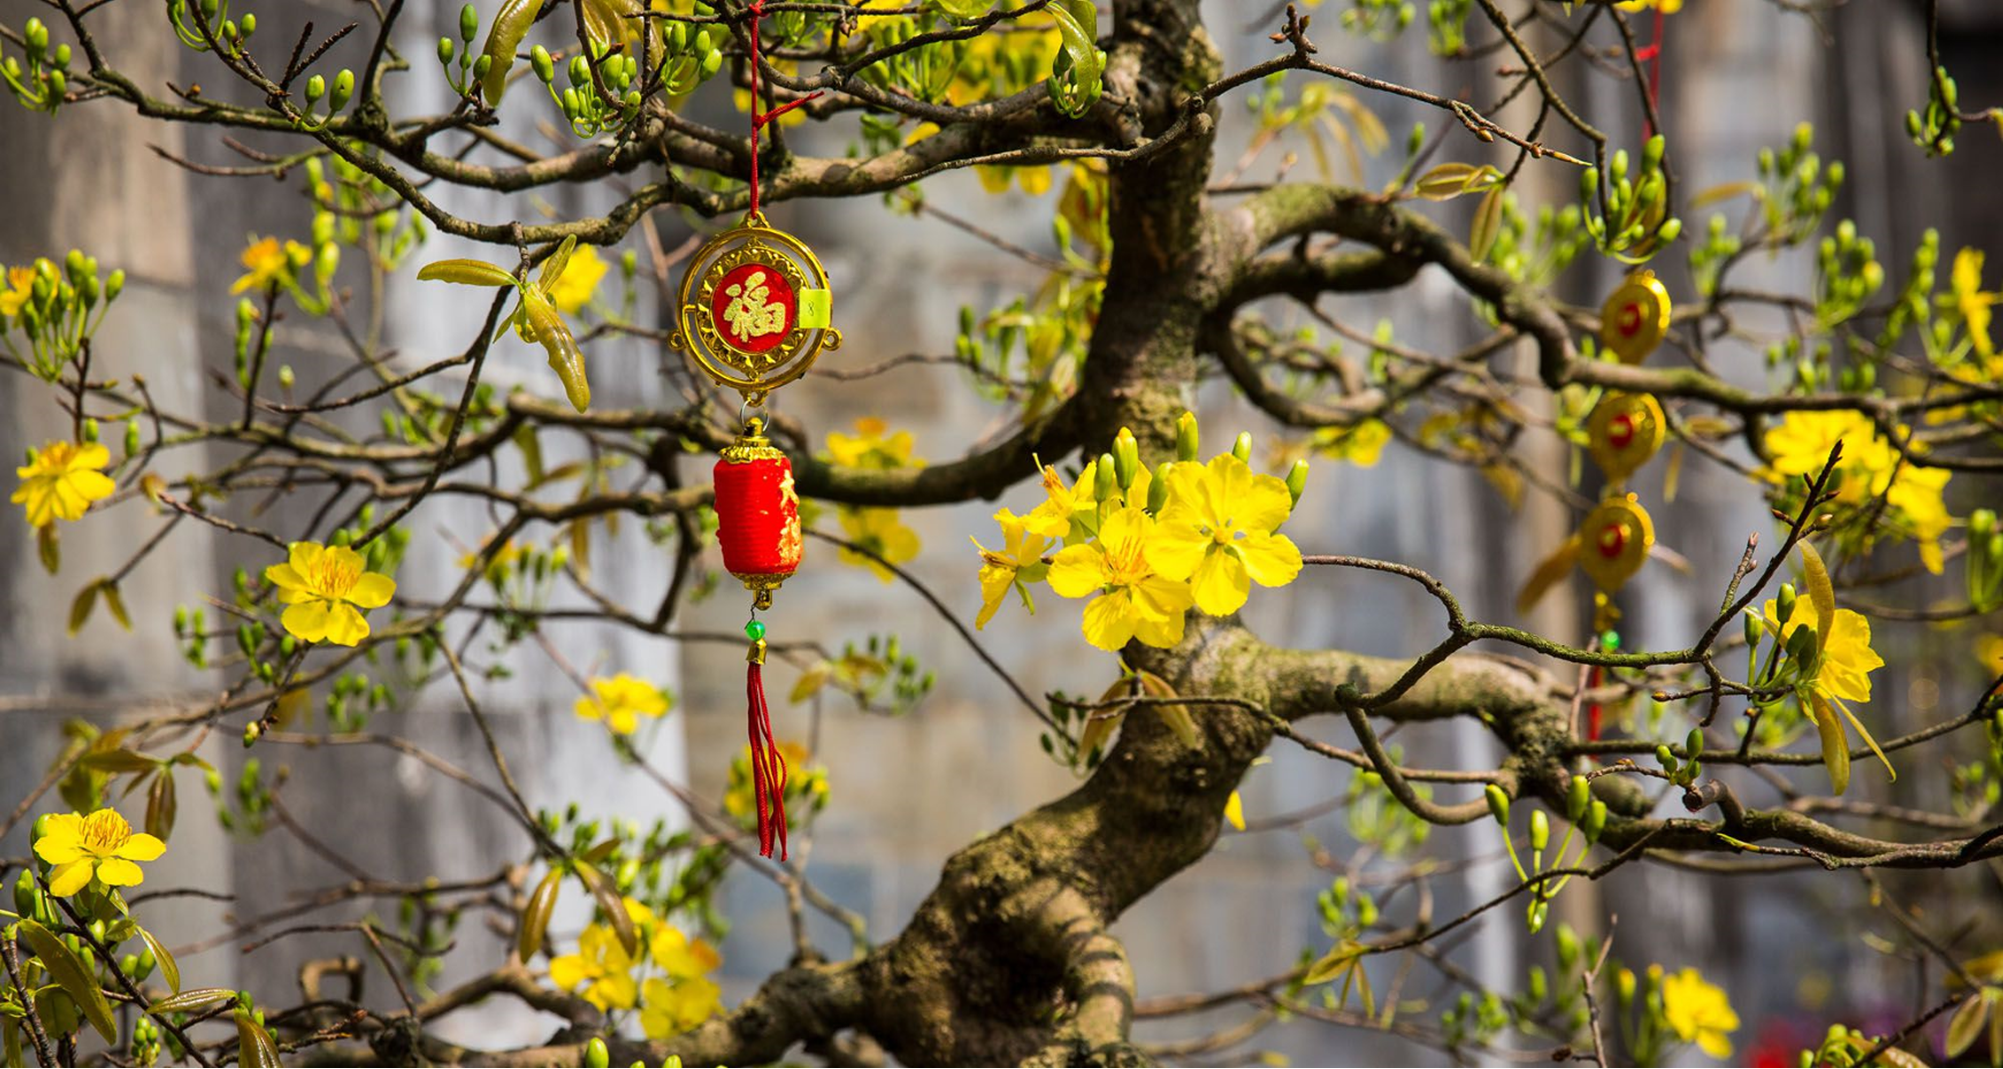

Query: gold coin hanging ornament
[1585,391,1666,485]
[1577,493,1655,594]
[1599,270,1671,364]
[669,213,841,405]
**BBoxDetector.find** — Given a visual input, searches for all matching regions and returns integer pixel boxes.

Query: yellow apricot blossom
[34,808,166,897]
[1047,506,1194,651]
[264,541,397,646]
[971,508,1051,629]
[548,244,608,315]
[1950,246,1996,358]
[640,975,723,1038]
[0,265,34,317]
[549,922,639,1011]
[231,235,310,295]
[837,506,920,582]
[1761,409,1889,498]
[1149,454,1303,616]
[1761,595,1892,792]
[13,440,114,527]
[574,673,672,734]
[825,417,921,471]
[1660,967,1738,1058]
[1314,419,1391,467]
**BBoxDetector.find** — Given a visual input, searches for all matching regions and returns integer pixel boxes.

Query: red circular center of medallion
[1608,413,1635,450]
[1597,521,1628,558]
[711,261,796,354]
[1618,301,1643,336]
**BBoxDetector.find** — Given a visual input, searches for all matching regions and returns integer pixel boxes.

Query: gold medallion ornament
[1576,494,1655,594]
[668,212,840,405]
[1585,391,1666,485]
[1599,269,1671,364]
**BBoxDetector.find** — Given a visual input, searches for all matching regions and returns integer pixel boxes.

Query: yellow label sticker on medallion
[798,288,831,329]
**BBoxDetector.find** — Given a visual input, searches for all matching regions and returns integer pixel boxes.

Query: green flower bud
[700,49,722,78]
[14,870,38,917]
[438,37,456,66]
[124,419,140,456]
[1655,217,1683,244]
[1555,923,1580,969]
[31,813,53,842]
[1231,431,1252,463]
[1656,743,1679,772]
[1112,427,1139,490]
[473,54,493,80]
[80,418,98,444]
[532,46,556,85]
[1785,620,1820,674]
[1530,808,1549,853]
[24,18,48,54]
[1685,728,1705,762]
[1743,609,1764,651]
[1094,452,1118,502]
[1616,966,1635,1004]
[1176,411,1199,461]
[1147,462,1172,513]
[1777,582,1797,624]
[1566,774,1589,822]
[241,13,255,36]
[304,74,325,104]
[1285,459,1309,507]
[1582,799,1607,844]
[1642,133,1666,172]
[460,3,480,43]
[1484,783,1511,826]
[1406,121,1426,158]
[330,69,354,111]
[1578,164,1600,202]
[106,268,125,302]
[278,364,295,389]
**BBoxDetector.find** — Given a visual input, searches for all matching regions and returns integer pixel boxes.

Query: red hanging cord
[746,644,789,860]
[744,0,823,220]
[1639,6,1666,140]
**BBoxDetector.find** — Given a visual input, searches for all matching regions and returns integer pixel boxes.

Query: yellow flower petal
[1189,548,1250,616]
[282,600,334,643]
[1047,544,1109,598]
[116,832,167,861]
[94,857,145,886]
[320,602,371,647]
[1079,591,1137,651]
[1144,520,1209,582]
[347,572,396,609]
[48,859,95,897]
[1237,531,1304,589]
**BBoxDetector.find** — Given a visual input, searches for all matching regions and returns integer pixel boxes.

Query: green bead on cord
[1600,629,1620,652]
[745,618,767,641]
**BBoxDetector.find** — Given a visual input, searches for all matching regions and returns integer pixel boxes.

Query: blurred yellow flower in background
[13,440,114,527]
[1660,967,1739,1058]
[838,506,920,582]
[549,922,639,1011]
[548,244,608,314]
[574,673,672,734]
[232,235,309,294]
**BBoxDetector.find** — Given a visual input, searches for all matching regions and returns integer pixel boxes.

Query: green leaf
[101,582,131,631]
[66,581,99,636]
[17,919,117,1043]
[1302,940,1365,986]
[417,259,520,287]
[1413,162,1500,200]
[146,769,178,842]
[517,869,562,964]
[573,861,636,957]
[1046,3,1104,118]
[533,236,579,297]
[235,1007,282,1067]
[579,0,634,49]
[148,987,236,1015]
[1470,185,1505,263]
[520,287,591,413]
[137,924,181,995]
[78,749,160,774]
[930,0,988,17]
[479,0,542,106]
[1943,989,1996,1061]
[1808,694,1850,796]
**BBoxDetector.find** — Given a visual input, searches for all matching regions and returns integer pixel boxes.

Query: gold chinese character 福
[722,269,787,343]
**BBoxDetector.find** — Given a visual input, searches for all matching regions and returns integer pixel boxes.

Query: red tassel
[746,652,788,860]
